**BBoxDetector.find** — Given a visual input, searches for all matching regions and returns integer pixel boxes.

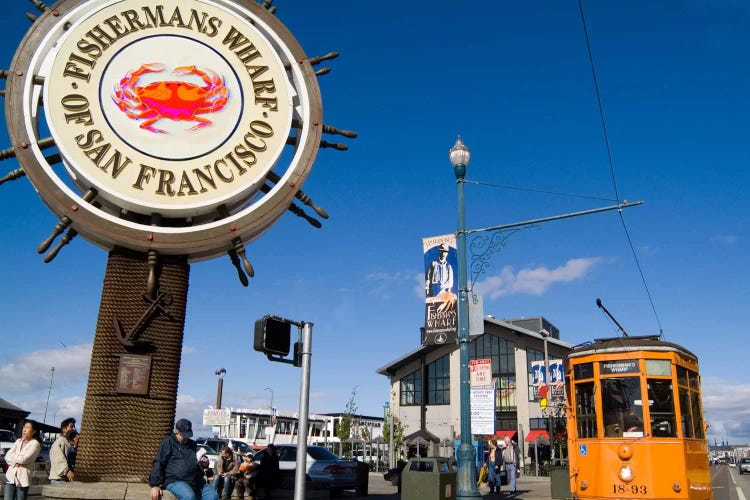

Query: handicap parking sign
[579,444,587,456]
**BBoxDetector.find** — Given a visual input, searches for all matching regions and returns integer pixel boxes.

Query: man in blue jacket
[149,418,219,500]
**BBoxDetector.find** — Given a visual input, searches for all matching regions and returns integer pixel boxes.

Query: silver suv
[739,457,750,475]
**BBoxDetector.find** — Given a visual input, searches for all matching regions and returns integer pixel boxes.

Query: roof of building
[0,397,29,416]
[404,428,440,443]
[376,317,573,376]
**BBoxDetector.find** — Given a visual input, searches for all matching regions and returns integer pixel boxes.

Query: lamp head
[449,136,470,179]
[215,368,226,378]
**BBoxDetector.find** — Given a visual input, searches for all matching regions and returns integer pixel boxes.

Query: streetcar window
[689,370,700,391]
[574,381,597,438]
[574,363,593,379]
[679,387,694,438]
[677,366,688,387]
[647,379,677,437]
[691,387,704,438]
[602,378,644,438]
[645,359,671,376]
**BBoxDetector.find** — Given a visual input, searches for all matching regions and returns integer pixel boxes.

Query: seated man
[149,419,219,500]
[213,446,237,500]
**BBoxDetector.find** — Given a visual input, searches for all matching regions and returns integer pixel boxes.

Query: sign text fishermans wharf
[45,1,293,217]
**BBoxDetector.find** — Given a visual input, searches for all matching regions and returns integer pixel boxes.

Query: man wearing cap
[149,418,219,500]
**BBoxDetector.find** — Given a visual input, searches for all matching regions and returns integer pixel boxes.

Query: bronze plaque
[117,354,152,395]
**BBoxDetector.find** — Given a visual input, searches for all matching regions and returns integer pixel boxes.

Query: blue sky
[0,1,748,444]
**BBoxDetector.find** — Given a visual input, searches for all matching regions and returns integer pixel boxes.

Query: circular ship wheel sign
[6,0,322,260]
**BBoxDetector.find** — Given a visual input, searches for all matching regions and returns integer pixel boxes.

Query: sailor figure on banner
[422,234,459,346]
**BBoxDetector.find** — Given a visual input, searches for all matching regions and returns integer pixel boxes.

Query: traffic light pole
[294,322,313,500]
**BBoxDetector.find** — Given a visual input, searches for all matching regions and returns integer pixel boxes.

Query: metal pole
[454,154,480,498]
[294,322,313,500]
[386,402,394,468]
[43,367,55,424]
[264,387,274,413]
[541,330,554,466]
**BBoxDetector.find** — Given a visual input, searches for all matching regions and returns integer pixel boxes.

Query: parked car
[739,457,750,475]
[195,437,254,457]
[252,445,359,493]
[0,429,17,473]
[196,443,220,469]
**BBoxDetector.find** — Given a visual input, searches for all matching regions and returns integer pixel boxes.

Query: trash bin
[401,457,456,500]
[549,465,572,499]
[355,460,370,496]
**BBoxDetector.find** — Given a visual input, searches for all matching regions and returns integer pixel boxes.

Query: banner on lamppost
[531,360,565,401]
[422,234,458,346]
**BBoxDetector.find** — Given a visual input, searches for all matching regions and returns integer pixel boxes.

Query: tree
[383,414,404,461]
[337,387,359,456]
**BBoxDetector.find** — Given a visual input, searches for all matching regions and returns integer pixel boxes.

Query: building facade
[215,408,384,456]
[377,316,572,464]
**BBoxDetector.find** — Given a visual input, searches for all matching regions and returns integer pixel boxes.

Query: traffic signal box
[253,315,302,367]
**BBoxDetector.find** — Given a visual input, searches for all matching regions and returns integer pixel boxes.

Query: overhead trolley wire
[577,0,664,337]
[464,179,618,203]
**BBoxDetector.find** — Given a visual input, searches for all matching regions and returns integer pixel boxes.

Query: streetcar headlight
[618,465,634,483]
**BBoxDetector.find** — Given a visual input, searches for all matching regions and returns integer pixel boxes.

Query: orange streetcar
[565,335,712,500]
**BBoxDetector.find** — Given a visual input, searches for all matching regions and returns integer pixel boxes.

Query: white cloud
[175,393,214,435]
[0,343,92,394]
[474,257,603,299]
[701,378,750,442]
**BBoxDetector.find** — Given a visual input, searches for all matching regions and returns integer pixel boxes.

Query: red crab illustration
[112,63,228,133]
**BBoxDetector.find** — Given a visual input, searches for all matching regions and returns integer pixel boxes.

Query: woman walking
[3,421,42,500]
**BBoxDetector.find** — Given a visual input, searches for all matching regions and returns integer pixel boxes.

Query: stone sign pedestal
[74,249,189,484]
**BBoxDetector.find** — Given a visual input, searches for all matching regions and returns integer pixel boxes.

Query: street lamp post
[215,368,226,409]
[449,136,480,498]
[264,387,274,413]
[540,329,554,466]
[43,367,55,424]
[384,402,393,468]
[215,368,226,438]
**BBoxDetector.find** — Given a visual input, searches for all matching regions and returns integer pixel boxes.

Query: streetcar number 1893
[612,484,647,494]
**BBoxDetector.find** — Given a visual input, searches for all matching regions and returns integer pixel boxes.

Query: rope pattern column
[76,249,190,482]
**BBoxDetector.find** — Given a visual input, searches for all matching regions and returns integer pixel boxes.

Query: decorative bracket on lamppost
[467,226,538,303]
[463,202,645,303]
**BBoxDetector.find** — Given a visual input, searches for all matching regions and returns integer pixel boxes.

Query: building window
[255,418,269,439]
[496,413,517,431]
[470,334,517,416]
[426,354,450,405]
[400,370,422,406]
[527,348,544,402]
[529,418,546,430]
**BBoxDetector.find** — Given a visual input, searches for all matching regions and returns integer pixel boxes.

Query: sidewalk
[340,472,552,499]
[4,472,553,499]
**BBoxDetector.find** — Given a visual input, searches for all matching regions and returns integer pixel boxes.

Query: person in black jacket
[149,419,219,500]
[255,444,280,500]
